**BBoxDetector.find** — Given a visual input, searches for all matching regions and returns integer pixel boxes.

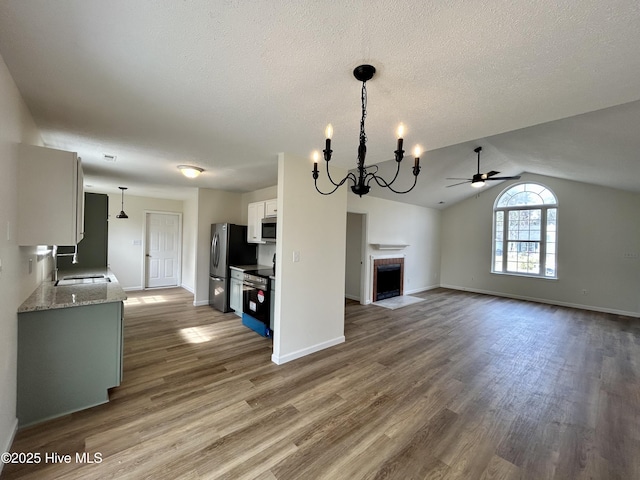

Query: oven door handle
[243,281,268,289]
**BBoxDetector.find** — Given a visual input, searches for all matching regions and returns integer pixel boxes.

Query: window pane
[526,183,546,195]
[540,189,557,204]
[545,254,556,277]
[497,195,510,208]
[495,211,504,241]
[506,241,540,274]
[508,191,543,206]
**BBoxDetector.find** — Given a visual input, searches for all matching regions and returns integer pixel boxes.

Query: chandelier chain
[360,81,368,146]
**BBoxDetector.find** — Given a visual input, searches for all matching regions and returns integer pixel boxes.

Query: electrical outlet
[293,251,300,263]
[623,252,639,259]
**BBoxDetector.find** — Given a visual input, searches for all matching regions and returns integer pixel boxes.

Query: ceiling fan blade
[486,175,522,181]
[484,171,501,177]
[446,177,472,181]
[446,180,472,187]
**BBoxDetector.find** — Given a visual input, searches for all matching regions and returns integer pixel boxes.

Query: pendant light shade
[116,186,129,219]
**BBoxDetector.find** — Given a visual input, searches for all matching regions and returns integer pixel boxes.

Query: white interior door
[145,213,180,288]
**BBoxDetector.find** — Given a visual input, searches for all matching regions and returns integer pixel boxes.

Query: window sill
[491,271,557,281]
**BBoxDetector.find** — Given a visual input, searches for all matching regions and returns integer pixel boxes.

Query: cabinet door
[18,144,83,246]
[265,199,278,217]
[230,277,242,312]
[75,159,85,243]
[247,201,265,243]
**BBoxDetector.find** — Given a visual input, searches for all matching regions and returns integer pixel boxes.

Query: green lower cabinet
[17,301,123,427]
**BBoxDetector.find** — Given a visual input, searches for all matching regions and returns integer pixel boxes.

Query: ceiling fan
[446,146,521,188]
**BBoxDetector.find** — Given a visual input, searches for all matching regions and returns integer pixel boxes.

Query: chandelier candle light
[312,64,421,196]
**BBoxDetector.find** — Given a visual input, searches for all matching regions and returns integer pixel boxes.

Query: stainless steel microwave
[261,217,276,242]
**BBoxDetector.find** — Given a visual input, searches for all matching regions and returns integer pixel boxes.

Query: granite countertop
[18,268,127,313]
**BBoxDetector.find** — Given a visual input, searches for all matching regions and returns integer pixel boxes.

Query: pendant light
[116,187,129,219]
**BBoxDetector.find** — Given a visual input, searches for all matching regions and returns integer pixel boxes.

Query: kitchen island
[17,269,127,426]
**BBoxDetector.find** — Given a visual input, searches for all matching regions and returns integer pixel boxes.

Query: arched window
[493,183,558,278]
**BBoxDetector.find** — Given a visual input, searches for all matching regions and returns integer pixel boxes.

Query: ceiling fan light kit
[446,146,521,188]
[312,64,421,197]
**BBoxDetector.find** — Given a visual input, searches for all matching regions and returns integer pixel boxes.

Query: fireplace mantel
[370,243,409,250]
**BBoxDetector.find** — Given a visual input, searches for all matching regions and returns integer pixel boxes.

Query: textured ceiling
[1,0,639,207]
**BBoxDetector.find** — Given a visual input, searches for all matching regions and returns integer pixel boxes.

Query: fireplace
[372,257,404,302]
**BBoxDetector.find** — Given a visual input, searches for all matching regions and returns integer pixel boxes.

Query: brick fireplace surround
[372,257,404,302]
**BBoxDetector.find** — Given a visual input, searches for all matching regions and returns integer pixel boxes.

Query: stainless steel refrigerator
[209,223,257,313]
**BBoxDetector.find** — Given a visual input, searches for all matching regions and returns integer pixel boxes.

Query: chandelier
[312,64,421,196]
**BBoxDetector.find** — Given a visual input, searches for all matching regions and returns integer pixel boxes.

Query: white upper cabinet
[247,198,277,244]
[265,198,277,217]
[247,201,266,244]
[18,144,84,246]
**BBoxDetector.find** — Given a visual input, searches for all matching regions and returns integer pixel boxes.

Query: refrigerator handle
[212,233,218,268]
[214,233,221,268]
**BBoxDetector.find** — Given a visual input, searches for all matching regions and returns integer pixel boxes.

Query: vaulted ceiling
[1,0,639,208]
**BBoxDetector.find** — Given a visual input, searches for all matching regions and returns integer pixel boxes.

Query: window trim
[492,183,558,279]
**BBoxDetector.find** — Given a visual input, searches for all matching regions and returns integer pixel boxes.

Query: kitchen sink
[55,277,111,286]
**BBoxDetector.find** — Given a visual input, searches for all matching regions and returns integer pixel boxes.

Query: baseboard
[345,294,360,302]
[193,300,210,307]
[180,283,195,294]
[122,286,143,292]
[440,284,640,318]
[405,284,440,295]
[271,335,345,365]
[0,417,18,475]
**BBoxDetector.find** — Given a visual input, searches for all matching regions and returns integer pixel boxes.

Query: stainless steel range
[242,270,272,337]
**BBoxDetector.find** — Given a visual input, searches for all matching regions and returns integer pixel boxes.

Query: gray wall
[441,172,640,316]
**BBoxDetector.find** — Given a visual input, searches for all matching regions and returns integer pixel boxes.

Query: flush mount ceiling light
[312,64,421,197]
[178,165,204,179]
[116,187,129,219]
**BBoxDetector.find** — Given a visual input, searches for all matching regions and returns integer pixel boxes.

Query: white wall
[273,152,347,364]
[181,190,198,293]
[0,53,46,463]
[347,195,442,303]
[441,173,640,316]
[107,194,183,290]
[193,188,243,305]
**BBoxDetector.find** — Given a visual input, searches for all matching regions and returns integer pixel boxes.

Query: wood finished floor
[2,288,639,479]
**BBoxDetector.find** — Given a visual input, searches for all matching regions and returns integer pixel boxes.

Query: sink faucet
[52,244,79,281]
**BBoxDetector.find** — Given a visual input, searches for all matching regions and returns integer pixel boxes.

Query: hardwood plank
[3,287,639,479]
